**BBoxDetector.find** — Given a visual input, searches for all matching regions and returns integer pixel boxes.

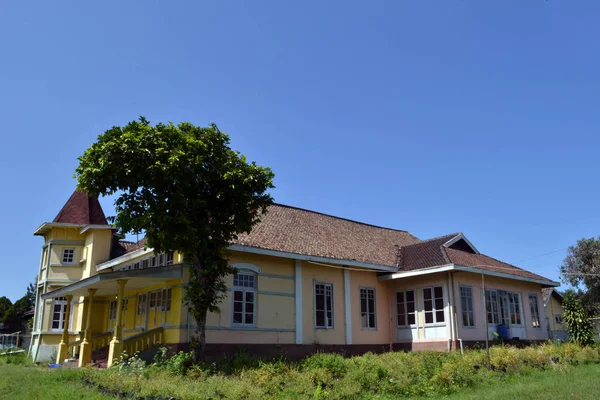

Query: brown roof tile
[233,204,420,267]
[53,190,108,225]
[397,232,554,283]
[444,247,552,282]
[110,237,147,259]
[397,233,458,270]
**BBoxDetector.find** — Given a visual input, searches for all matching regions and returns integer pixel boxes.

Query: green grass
[434,363,600,400]
[3,344,600,399]
[0,354,111,400]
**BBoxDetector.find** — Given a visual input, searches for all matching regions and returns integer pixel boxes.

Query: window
[137,293,147,316]
[62,249,75,263]
[423,286,445,324]
[134,262,140,270]
[149,292,157,308]
[360,288,376,329]
[51,297,68,331]
[485,290,500,324]
[555,314,563,324]
[396,290,416,327]
[232,273,256,326]
[166,252,174,265]
[460,286,475,327]
[162,288,172,311]
[508,293,522,325]
[142,259,149,269]
[108,299,117,321]
[529,294,541,328]
[151,256,157,267]
[315,282,333,329]
[158,253,165,266]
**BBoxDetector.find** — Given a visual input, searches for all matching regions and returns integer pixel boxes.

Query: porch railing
[123,327,164,356]
[67,331,113,358]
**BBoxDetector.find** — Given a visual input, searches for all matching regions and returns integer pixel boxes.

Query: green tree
[560,237,600,316]
[0,296,12,323]
[563,294,595,346]
[75,117,274,360]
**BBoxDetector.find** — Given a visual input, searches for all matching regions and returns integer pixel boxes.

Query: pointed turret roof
[53,190,108,225]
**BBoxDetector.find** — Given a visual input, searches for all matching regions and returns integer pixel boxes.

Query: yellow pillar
[78,288,97,367]
[107,280,127,368]
[56,295,73,364]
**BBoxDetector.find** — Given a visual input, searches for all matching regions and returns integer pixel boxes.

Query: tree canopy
[560,237,600,316]
[75,117,275,359]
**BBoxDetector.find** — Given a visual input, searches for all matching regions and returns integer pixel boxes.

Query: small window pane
[425,312,433,324]
[233,312,242,323]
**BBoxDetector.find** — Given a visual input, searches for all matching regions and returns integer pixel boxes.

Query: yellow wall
[387,272,451,341]
[451,272,548,341]
[83,229,113,278]
[545,294,565,333]
[204,253,296,344]
[301,262,345,345]
[350,270,391,345]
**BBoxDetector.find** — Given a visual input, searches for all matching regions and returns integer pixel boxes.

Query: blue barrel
[497,324,510,339]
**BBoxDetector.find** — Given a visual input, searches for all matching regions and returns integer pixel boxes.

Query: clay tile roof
[110,237,147,259]
[397,233,459,270]
[397,232,554,283]
[444,247,551,282]
[233,204,420,267]
[53,190,108,225]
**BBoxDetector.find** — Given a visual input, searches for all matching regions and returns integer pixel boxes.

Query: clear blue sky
[1,1,599,301]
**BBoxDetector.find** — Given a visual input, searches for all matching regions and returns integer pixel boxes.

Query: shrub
[165,350,194,376]
[303,352,348,378]
[564,294,595,346]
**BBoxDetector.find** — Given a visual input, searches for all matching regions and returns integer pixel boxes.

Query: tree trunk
[189,255,210,363]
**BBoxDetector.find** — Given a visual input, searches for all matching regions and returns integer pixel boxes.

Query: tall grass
[82,342,600,399]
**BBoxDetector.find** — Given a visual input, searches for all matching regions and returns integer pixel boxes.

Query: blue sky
[1,1,599,301]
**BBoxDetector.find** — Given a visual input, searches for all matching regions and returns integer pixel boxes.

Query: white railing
[0,332,21,351]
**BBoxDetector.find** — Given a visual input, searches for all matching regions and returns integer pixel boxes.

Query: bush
[82,342,600,400]
[564,294,595,346]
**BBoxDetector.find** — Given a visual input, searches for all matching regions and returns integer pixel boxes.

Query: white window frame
[158,253,165,266]
[136,293,147,329]
[555,314,563,324]
[142,259,149,269]
[508,292,523,326]
[231,272,256,327]
[422,286,445,326]
[166,252,174,265]
[359,287,377,330]
[528,294,541,329]
[51,297,68,331]
[485,289,500,325]
[396,289,417,328]
[460,285,475,328]
[314,282,334,329]
[62,248,75,264]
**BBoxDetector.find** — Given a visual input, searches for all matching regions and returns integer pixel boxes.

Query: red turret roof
[53,190,108,225]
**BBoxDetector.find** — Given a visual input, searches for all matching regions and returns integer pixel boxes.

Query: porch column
[56,295,73,364]
[107,279,127,368]
[78,288,97,367]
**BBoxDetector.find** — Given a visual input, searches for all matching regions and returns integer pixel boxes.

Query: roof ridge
[400,232,460,247]
[272,203,418,236]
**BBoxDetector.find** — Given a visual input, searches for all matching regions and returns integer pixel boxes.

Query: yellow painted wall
[203,253,296,344]
[545,294,565,333]
[350,270,391,345]
[387,273,450,341]
[301,262,345,345]
[451,272,548,341]
[83,229,113,278]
